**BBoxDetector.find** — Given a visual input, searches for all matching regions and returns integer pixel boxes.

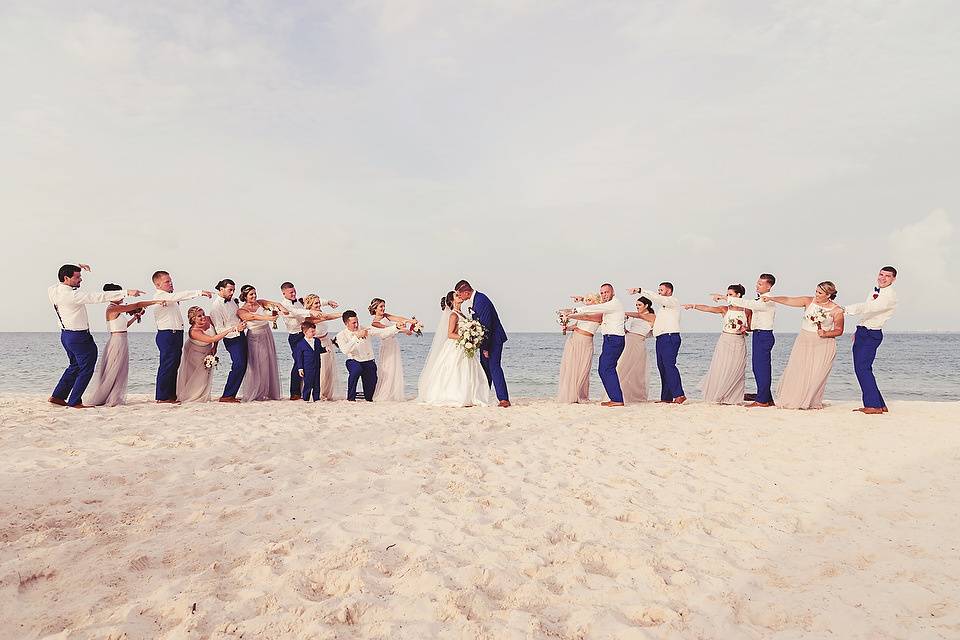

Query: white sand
[1,395,958,639]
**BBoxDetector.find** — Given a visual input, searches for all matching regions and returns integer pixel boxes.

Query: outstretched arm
[763,295,813,308]
[844,294,897,316]
[566,312,603,322]
[682,303,725,314]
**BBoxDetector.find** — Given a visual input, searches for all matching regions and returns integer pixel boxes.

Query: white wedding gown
[417,311,490,407]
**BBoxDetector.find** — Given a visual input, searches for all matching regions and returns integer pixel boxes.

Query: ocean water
[2,332,958,402]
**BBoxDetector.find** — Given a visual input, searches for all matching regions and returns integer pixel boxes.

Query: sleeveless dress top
[721,308,748,334]
[107,314,128,333]
[624,318,651,335]
[574,319,601,335]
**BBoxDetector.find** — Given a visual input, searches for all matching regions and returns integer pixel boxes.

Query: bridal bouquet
[808,307,828,328]
[556,310,569,326]
[725,316,745,333]
[457,319,486,359]
[410,317,424,336]
[203,355,220,370]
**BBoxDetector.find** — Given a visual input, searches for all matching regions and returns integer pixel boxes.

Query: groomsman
[570,283,626,407]
[151,270,211,403]
[630,283,685,404]
[278,282,338,400]
[335,310,400,401]
[719,273,777,407]
[455,280,511,407]
[210,278,245,403]
[48,264,143,407]
[843,266,898,414]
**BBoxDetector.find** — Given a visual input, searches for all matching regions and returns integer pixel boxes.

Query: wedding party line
[46,264,899,414]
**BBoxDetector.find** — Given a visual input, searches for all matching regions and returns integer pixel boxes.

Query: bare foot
[600,401,624,407]
[48,397,67,407]
[672,396,687,404]
[498,400,511,408]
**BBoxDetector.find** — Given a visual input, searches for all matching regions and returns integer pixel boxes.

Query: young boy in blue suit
[293,321,326,401]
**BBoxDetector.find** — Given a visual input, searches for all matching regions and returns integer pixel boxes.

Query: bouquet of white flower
[203,355,220,370]
[808,307,828,328]
[457,318,486,359]
[725,316,745,332]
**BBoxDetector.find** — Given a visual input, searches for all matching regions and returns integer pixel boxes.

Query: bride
[417,291,490,407]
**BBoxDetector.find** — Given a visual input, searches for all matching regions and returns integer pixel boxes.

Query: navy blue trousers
[346,359,377,401]
[155,330,184,401]
[598,335,625,403]
[288,332,303,397]
[752,330,775,404]
[221,334,248,399]
[301,366,321,402]
[480,339,509,401]
[853,326,885,409]
[52,330,99,407]
[655,333,685,401]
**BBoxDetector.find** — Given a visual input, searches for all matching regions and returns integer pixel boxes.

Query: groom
[455,280,510,407]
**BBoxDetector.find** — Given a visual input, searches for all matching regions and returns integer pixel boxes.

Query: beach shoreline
[2,395,958,638]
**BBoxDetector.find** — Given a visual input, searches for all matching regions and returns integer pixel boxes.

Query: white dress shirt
[210,295,241,339]
[639,289,682,336]
[728,295,776,331]
[152,289,203,330]
[844,286,897,330]
[48,284,124,331]
[279,298,316,334]
[336,325,400,362]
[573,297,625,336]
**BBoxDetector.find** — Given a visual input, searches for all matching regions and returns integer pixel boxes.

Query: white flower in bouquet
[457,319,486,358]
[725,316,745,332]
[808,308,828,327]
[203,355,220,370]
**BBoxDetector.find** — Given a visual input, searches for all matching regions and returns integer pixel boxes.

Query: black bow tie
[874,287,881,294]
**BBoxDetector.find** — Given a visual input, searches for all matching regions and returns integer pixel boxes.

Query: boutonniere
[872,287,880,300]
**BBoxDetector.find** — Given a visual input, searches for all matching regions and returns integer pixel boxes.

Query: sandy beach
[1,395,958,639]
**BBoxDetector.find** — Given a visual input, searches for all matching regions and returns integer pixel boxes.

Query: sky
[2,0,958,333]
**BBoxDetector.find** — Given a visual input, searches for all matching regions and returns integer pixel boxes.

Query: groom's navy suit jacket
[471,291,507,350]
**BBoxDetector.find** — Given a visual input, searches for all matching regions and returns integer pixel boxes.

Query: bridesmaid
[369,298,415,402]
[556,307,602,403]
[619,296,656,403]
[89,284,166,407]
[766,281,845,409]
[237,284,288,401]
[684,284,752,404]
[303,294,344,400]
[177,307,246,403]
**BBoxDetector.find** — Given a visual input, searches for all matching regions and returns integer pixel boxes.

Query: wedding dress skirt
[177,337,215,403]
[617,332,649,403]
[776,329,836,409]
[699,332,746,404]
[557,332,593,403]
[417,338,489,407]
[89,333,129,407]
[242,324,282,401]
[373,334,405,401]
[318,334,343,400]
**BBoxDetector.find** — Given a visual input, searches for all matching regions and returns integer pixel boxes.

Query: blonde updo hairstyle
[303,294,321,311]
[187,306,205,326]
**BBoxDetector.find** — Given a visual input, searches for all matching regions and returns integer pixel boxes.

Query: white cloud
[889,209,955,283]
